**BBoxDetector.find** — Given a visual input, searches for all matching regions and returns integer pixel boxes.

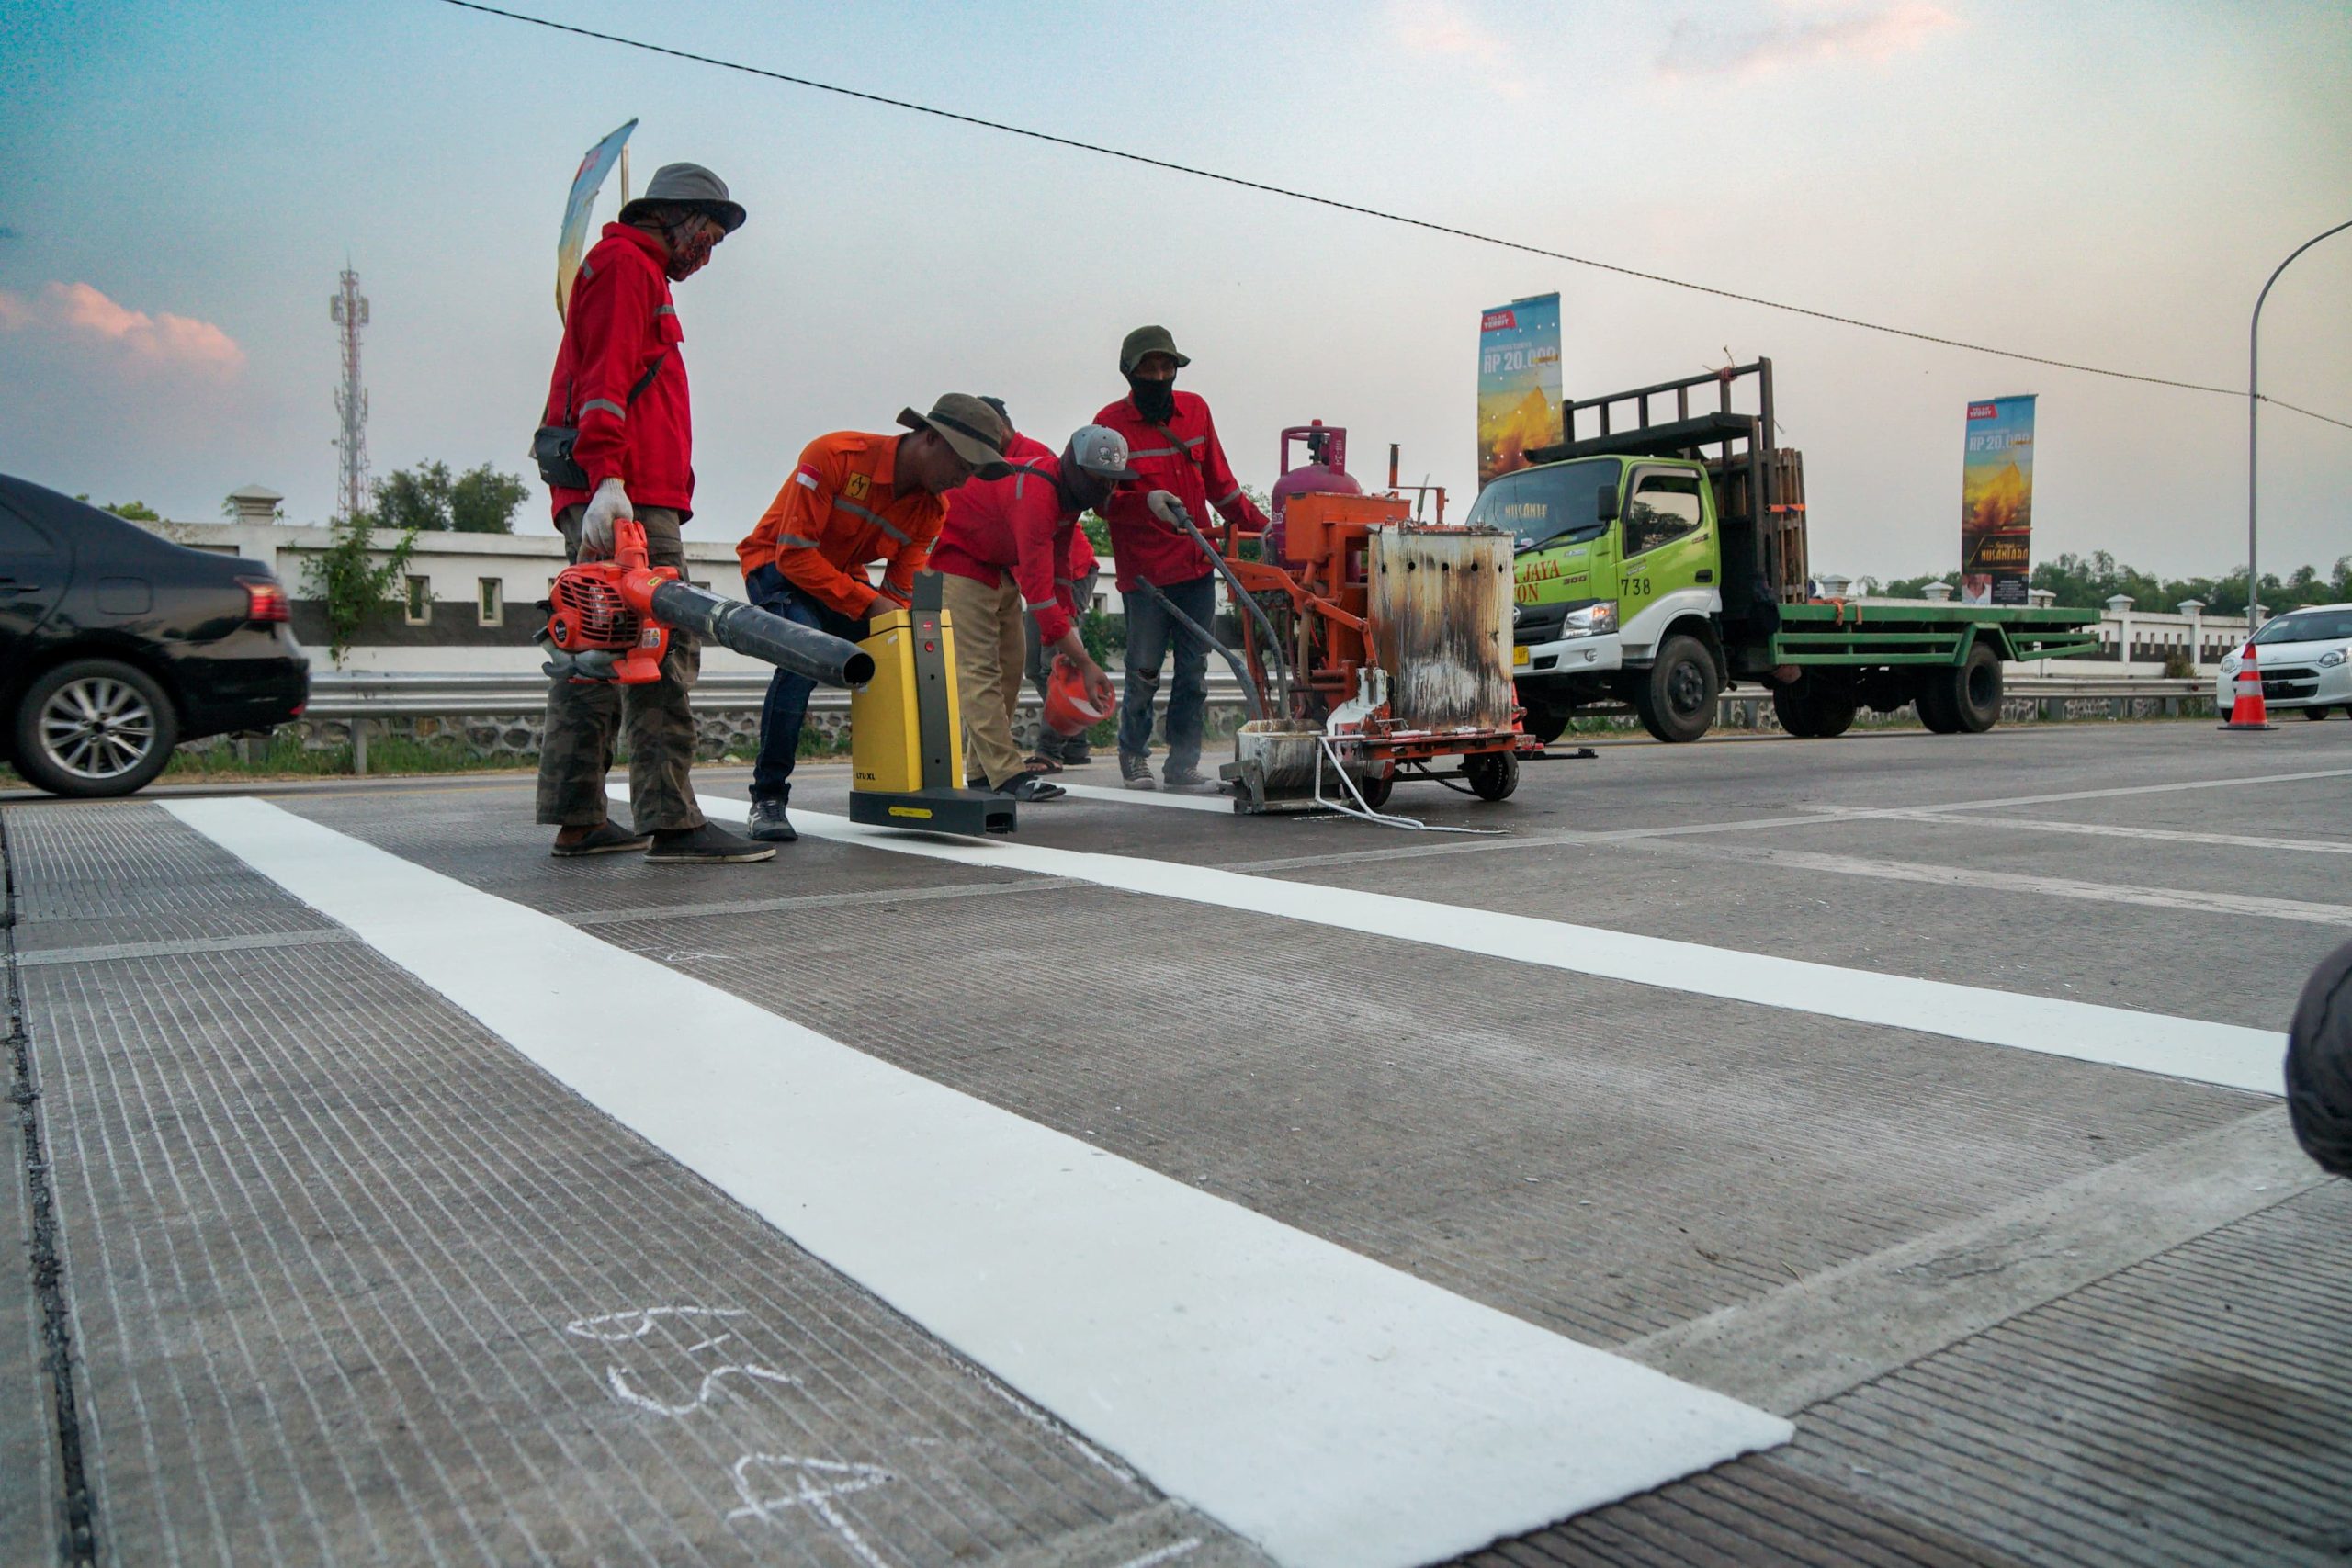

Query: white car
[2217,603,2352,718]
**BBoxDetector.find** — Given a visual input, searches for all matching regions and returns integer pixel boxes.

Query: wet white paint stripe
[1863,809,2352,858]
[679,790,2286,1098]
[168,796,1790,1568]
[1056,782,1236,813]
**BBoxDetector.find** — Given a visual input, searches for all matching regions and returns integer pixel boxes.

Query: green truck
[1473,360,2100,743]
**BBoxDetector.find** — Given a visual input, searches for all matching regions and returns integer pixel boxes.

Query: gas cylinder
[1269,421,1360,562]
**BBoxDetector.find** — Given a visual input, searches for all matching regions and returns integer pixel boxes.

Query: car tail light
[238,575,290,623]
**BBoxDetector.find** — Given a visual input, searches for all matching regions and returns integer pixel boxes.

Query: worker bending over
[978,399,1103,773]
[1094,325,1268,791]
[933,423,1133,799]
[533,162,769,863]
[735,394,1014,842]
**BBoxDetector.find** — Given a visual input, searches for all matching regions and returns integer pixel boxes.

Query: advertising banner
[1477,293,1564,488]
[556,119,638,322]
[1960,394,2036,605]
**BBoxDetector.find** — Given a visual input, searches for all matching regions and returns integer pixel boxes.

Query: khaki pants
[535,504,706,832]
[940,570,1027,790]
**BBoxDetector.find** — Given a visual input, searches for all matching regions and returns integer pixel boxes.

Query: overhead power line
[441,0,2348,432]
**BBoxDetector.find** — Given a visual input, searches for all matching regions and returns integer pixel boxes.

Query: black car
[1,475,310,796]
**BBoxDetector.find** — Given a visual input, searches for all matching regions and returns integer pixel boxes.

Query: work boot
[644,823,776,863]
[1120,752,1158,791]
[745,799,797,843]
[1162,763,1216,792]
[550,820,652,857]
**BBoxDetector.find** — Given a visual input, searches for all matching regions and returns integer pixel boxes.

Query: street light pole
[2247,218,2352,634]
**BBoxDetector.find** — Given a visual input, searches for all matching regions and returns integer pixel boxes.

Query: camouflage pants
[535,504,706,832]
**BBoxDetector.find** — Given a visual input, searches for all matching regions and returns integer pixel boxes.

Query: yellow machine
[849,578,1017,835]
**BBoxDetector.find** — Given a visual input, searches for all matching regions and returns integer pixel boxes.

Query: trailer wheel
[1355,768,1394,809]
[1772,677,1858,739]
[1464,750,1520,801]
[1634,635,1720,743]
[1772,682,1821,738]
[1948,642,2004,732]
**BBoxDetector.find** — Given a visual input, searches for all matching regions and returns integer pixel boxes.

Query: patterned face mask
[664,220,719,282]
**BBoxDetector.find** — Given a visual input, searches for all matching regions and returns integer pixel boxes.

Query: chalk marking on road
[170,796,1790,1568]
[1855,810,2352,858]
[674,790,2285,1097]
[1057,782,1238,814]
[563,1305,748,1342]
[1627,840,2352,927]
[606,1362,803,1418]
[1115,1540,1204,1568]
[725,1454,896,1567]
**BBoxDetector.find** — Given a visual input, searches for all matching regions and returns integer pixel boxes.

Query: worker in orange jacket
[734,394,1014,842]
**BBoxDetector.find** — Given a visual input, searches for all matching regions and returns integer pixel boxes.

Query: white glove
[581,477,632,558]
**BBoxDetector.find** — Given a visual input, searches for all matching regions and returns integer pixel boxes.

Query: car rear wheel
[14,659,179,798]
[2305,707,2332,721]
[1634,635,1720,744]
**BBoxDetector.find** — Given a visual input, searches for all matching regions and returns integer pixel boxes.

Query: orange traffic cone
[2220,641,2276,731]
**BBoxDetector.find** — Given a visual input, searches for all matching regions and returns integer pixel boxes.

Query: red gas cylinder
[1269,421,1360,562]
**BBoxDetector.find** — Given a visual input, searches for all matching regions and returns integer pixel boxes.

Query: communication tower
[330,266,370,520]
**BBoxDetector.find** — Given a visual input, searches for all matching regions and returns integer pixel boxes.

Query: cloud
[1662,2,1957,79]
[0,281,245,374]
[1388,0,1529,97]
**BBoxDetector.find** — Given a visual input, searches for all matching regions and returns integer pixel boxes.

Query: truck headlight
[1561,602,1619,637]
[2320,649,2347,669]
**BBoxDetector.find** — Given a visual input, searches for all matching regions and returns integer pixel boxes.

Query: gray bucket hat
[618,162,747,233]
[1119,324,1191,375]
[898,394,1013,477]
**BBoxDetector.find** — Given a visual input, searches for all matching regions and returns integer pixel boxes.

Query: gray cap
[1119,324,1191,375]
[619,163,747,233]
[898,393,1014,477]
[1064,424,1139,481]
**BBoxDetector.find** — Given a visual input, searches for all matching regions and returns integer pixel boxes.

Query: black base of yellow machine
[847,785,1015,836]
[848,575,1015,836]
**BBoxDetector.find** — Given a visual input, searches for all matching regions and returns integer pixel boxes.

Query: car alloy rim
[38,676,157,781]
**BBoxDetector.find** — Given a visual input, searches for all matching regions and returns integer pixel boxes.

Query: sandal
[993,773,1067,801]
[1023,753,1065,774]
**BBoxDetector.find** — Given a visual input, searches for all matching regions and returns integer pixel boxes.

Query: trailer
[1484,360,2100,743]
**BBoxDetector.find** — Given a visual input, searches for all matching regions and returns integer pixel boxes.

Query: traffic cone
[2220,642,2276,730]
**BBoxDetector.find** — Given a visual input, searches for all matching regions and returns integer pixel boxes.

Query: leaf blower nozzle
[541,519,873,687]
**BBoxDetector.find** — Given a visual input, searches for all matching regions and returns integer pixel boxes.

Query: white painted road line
[1860,809,2352,858]
[677,790,2288,1097]
[1868,765,2352,817]
[1056,781,1237,813]
[170,797,1791,1568]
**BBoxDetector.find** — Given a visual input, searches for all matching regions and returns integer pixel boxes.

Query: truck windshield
[1467,458,1617,552]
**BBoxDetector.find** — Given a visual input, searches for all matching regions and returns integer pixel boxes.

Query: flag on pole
[556,119,638,321]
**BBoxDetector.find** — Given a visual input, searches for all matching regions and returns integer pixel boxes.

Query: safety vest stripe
[654,304,677,317]
[1126,446,1180,459]
[833,494,910,545]
[773,533,823,549]
[580,398,628,421]
[1024,597,1057,612]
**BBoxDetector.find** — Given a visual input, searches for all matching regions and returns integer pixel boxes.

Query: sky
[1,0,2346,583]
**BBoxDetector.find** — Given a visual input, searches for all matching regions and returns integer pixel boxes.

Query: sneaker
[1162,764,1216,792]
[745,799,797,843]
[551,820,652,857]
[643,823,776,863]
[1120,752,1158,791]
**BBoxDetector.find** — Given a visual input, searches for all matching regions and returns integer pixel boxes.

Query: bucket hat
[1119,324,1191,375]
[898,394,1013,476]
[618,163,747,233]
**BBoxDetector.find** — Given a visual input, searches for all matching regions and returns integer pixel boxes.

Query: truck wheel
[13,660,180,798]
[1771,682,1821,738]
[1949,642,2004,732]
[1914,675,1962,733]
[1634,635,1720,744]
[1464,750,1519,801]
[1521,701,1570,744]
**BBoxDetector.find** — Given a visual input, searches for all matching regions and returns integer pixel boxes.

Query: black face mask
[1126,373,1177,423]
[1057,453,1113,514]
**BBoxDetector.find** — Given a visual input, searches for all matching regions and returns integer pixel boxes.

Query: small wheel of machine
[1464,749,1519,801]
[1634,634,1721,744]
[1354,767,1395,810]
[13,659,179,798]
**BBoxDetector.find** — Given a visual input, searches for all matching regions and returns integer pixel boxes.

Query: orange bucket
[1043,655,1114,737]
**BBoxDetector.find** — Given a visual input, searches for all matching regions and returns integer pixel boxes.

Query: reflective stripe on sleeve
[580,398,628,421]
[654,304,677,317]
[833,495,910,545]
[1023,597,1057,612]
[773,534,823,549]
[1215,486,1243,505]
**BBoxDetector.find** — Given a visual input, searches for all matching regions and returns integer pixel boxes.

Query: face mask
[664,221,718,282]
[1126,373,1177,423]
[1057,453,1112,513]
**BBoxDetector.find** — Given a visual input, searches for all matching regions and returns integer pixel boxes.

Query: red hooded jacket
[543,224,693,517]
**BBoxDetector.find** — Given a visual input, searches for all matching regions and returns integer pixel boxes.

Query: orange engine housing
[544,520,679,684]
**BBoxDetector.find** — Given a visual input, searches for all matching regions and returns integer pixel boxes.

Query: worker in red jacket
[1094,325,1268,791]
[933,423,1131,799]
[534,162,770,864]
[978,398,1104,772]
[734,394,1015,842]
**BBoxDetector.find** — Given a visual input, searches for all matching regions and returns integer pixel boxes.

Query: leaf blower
[540,518,876,688]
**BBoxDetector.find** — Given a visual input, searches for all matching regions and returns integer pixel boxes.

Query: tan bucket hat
[898,394,1013,476]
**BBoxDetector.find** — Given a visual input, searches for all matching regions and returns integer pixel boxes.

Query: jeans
[746,564,867,805]
[1117,573,1216,773]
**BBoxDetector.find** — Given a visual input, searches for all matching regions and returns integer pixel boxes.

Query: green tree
[104,499,162,521]
[371,460,528,534]
[300,514,417,667]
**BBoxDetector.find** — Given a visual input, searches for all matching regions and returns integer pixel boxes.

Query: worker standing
[977,399,1104,772]
[1094,326,1268,790]
[534,162,771,863]
[736,395,1014,842]
[933,424,1132,799]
